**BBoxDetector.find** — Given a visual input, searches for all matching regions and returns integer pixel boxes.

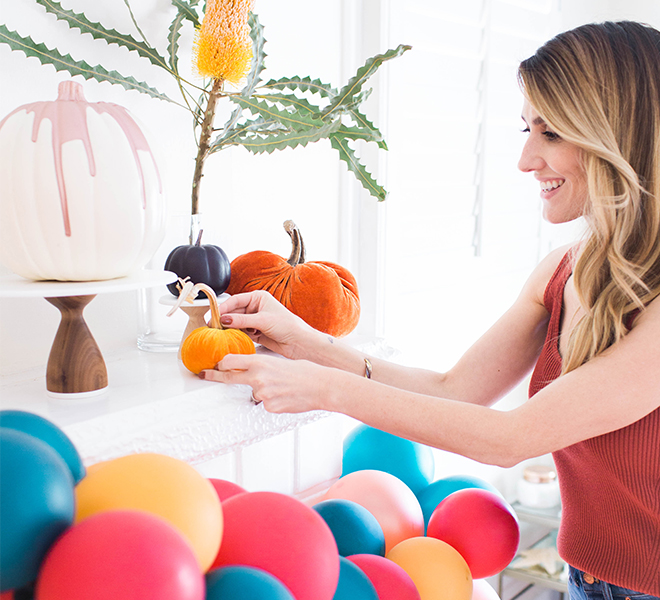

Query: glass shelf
[498,502,567,598]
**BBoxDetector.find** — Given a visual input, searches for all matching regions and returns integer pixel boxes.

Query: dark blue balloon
[342,424,434,496]
[417,474,500,531]
[332,557,379,600]
[206,565,295,600]
[0,428,75,592]
[313,499,385,557]
[0,410,85,483]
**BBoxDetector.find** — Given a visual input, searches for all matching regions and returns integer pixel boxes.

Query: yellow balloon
[75,452,222,572]
[387,537,473,600]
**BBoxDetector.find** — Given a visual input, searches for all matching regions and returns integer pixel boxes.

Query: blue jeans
[568,566,660,600]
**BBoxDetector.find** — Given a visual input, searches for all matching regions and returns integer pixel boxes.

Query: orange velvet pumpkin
[226,221,360,337]
[174,282,255,374]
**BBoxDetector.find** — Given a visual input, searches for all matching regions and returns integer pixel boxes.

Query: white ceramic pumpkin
[0,81,166,281]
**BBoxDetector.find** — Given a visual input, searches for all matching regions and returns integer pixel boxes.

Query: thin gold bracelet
[364,357,373,379]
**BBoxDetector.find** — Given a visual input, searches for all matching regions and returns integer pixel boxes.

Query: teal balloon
[332,557,379,600]
[206,565,295,600]
[0,410,85,483]
[0,428,75,592]
[342,425,434,495]
[313,499,385,557]
[417,474,500,531]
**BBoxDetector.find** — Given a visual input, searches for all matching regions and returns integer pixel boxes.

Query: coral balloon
[347,554,421,600]
[426,488,519,579]
[387,537,472,600]
[323,470,423,553]
[208,478,247,502]
[35,510,204,600]
[74,453,222,572]
[206,566,294,600]
[314,499,385,557]
[472,579,501,600]
[0,428,75,592]
[342,425,434,496]
[0,410,85,483]
[417,475,500,531]
[332,557,378,600]
[212,492,340,600]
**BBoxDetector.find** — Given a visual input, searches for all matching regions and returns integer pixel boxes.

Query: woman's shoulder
[521,244,574,306]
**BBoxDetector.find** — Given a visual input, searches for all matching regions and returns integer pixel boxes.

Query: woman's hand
[217,290,318,359]
[200,353,334,414]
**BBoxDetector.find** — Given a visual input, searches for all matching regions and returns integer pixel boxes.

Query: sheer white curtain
[380,0,580,371]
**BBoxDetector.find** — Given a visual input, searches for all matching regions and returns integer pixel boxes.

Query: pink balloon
[211,492,340,600]
[472,579,501,600]
[35,510,204,600]
[347,554,421,600]
[426,488,519,579]
[208,478,247,502]
[323,470,423,553]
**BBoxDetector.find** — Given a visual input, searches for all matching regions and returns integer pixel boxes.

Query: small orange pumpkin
[174,282,255,374]
[226,220,360,337]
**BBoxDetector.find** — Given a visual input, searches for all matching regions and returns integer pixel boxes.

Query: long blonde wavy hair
[518,21,660,374]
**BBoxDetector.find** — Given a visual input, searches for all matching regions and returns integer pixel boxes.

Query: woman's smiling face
[518,100,589,224]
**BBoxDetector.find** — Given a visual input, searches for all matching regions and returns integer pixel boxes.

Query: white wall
[0,0,354,375]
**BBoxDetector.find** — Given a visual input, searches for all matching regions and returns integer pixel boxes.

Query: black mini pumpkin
[164,230,231,299]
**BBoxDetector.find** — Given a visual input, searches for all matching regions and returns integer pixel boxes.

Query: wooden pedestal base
[45,295,108,396]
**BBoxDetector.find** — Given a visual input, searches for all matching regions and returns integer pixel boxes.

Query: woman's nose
[518,137,544,173]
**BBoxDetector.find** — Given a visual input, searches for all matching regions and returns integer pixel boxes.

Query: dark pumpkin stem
[284,219,306,267]
[195,229,204,247]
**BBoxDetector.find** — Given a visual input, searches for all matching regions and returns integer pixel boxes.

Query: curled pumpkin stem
[284,219,306,266]
[166,280,223,329]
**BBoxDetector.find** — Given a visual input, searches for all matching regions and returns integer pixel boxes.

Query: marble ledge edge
[63,382,330,466]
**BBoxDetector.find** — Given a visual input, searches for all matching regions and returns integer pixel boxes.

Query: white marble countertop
[0,336,399,467]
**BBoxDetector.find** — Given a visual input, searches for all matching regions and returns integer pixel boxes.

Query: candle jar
[516,465,560,509]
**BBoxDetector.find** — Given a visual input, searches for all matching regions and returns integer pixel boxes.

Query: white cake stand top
[0,269,177,298]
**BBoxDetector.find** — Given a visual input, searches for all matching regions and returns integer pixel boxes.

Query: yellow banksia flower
[194,0,254,84]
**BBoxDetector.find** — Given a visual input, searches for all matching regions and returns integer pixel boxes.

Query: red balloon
[208,478,247,502]
[426,488,519,579]
[35,510,204,600]
[212,492,340,600]
[347,554,420,600]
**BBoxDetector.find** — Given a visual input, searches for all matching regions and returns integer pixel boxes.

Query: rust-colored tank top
[528,250,660,595]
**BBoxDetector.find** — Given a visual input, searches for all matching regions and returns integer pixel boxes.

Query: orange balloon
[75,453,222,572]
[322,470,423,553]
[387,537,473,600]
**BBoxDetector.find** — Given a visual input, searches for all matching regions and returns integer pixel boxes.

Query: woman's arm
[218,247,568,406]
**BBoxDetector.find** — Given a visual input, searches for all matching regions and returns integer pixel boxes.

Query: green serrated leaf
[349,109,387,150]
[209,116,285,153]
[331,135,387,201]
[0,25,175,103]
[239,120,341,154]
[324,44,411,117]
[229,95,325,132]
[335,124,384,145]
[171,0,200,26]
[253,92,319,116]
[167,10,187,72]
[260,75,337,98]
[241,13,267,96]
[34,0,169,70]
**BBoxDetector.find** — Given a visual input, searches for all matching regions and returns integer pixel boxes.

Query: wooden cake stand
[0,270,176,398]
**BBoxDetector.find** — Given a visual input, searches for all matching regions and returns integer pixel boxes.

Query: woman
[203,21,660,598]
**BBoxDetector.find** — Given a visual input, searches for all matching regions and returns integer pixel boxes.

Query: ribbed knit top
[528,250,660,595]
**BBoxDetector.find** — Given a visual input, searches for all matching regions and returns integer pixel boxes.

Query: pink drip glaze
[0,81,162,237]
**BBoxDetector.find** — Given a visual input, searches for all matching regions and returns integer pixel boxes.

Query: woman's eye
[520,127,530,134]
[543,130,561,141]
